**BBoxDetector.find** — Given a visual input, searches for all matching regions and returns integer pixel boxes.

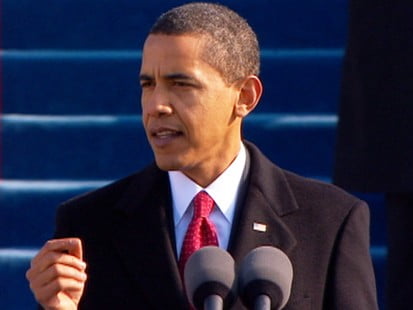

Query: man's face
[140,34,242,186]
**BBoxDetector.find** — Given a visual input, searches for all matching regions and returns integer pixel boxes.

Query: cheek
[140,92,150,111]
[141,113,150,133]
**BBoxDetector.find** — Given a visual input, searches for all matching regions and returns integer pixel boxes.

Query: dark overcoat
[54,142,378,309]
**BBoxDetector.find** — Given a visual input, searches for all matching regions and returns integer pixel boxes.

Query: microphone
[184,246,236,310]
[238,246,293,310]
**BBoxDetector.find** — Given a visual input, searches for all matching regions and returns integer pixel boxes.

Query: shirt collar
[169,143,247,226]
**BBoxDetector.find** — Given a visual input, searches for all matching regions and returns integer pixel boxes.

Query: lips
[149,127,183,147]
[153,129,181,138]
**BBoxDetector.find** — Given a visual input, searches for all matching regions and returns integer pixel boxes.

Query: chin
[154,155,182,172]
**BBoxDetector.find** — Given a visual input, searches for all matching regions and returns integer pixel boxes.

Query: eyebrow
[139,72,196,82]
[165,73,194,81]
[139,74,153,82]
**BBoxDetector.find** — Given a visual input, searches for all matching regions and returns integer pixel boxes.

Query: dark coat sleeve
[324,201,378,309]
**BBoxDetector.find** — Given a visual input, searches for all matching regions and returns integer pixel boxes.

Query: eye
[173,80,192,87]
[140,80,155,88]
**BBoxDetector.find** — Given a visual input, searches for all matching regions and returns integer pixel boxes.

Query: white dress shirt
[169,143,247,257]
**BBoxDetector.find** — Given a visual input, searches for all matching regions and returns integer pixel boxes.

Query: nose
[142,85,173,117]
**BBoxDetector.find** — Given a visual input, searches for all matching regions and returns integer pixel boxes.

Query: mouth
[149,127,184,147]
[152,129,182,139]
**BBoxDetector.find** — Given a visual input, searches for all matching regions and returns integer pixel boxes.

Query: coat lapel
[229,142,299,263]
[105,142,299,308]
[109,165,188,309]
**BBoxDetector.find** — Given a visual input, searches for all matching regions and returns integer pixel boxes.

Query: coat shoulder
[58,163,165,215]
[286,170,363,207]
[282,169,369,225]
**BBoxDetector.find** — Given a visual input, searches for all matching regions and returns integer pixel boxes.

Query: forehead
[140,34,209,74]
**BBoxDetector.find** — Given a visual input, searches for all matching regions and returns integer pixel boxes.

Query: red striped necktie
[178,190,219,277]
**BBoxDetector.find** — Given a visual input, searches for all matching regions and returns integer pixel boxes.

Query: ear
[234,75,263,118]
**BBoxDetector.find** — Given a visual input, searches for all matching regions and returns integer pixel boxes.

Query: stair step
[2,0,348,50]
[0,249,37,309]
[2,49,343,114]
[2,113,337,179]
[0,180,109,247]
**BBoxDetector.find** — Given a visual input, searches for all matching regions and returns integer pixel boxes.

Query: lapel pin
[253,222,267,232]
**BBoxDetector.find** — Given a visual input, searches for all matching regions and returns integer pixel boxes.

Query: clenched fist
[26,238,87,310]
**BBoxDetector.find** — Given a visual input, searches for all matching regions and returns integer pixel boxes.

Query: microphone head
[184,246,236,309]
[238,246,293,310]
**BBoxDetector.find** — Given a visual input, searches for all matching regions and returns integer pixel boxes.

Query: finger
[29,261,87,290]
[35,276,85,308]
[31,238,83,268]
[28,252,86,283]
[46,238,83,260]
[66,238,82,260]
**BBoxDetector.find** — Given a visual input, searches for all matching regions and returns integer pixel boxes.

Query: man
[334,1,413,308]
[26,2,378,309]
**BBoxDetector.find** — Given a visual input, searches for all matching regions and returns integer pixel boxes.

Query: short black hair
[149,2,260,84]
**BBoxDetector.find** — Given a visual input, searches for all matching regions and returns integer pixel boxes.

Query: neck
[184,141,242,188]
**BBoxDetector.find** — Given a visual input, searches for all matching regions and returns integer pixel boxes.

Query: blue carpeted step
[2,50,343,115]
[0,249,38,310]
[370,246,387,310]
[2,114,151,180]
[0,180,109,247]
[353,193,387,248]
[2,0,348,50]
[1,114,337,180]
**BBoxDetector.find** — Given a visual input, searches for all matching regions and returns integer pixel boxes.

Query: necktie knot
[192,191,214,218]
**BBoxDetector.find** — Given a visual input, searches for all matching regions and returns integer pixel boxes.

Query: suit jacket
[54,141,378,309]
[334,0,413,192]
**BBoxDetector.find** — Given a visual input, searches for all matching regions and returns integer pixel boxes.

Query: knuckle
[54,277,65,290]
[49,263,61,276]
[45,240,54,249]
[49,252,60,262]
